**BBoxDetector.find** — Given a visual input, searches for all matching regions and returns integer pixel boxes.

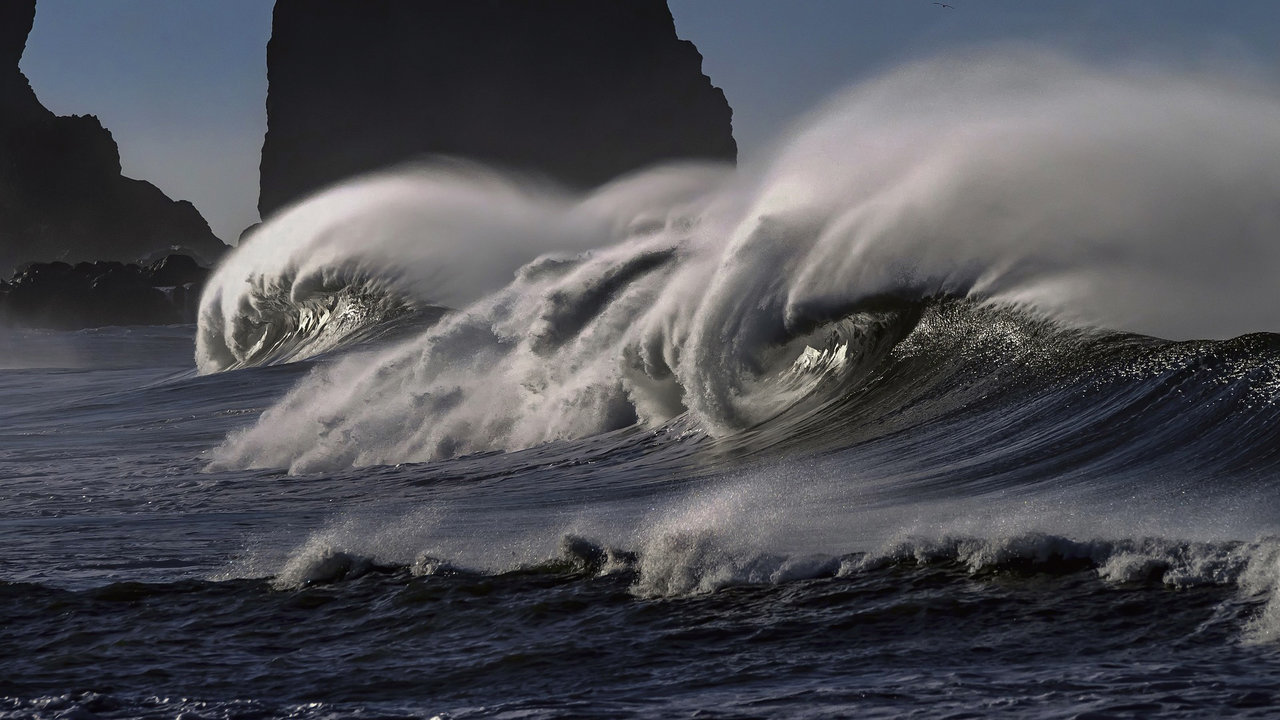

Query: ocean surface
[7,53,1280,718]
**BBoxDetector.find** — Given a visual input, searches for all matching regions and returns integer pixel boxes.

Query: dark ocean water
[4,306,1280,720]
[9,52,1280,719]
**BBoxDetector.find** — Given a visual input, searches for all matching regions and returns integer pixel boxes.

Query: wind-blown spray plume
[196,161,730,372]
[202,52,1280,473]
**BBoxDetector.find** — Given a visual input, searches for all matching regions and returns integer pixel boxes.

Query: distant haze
[19,0,1280,244]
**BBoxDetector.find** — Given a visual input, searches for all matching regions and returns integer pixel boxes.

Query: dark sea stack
[259,0,737,219]
[0,0,227,276]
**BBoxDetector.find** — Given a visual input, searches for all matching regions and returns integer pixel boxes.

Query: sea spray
[196,161,732,373]
[202,51,1280,471]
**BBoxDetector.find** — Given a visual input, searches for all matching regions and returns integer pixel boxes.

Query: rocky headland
[259,0,736,218]
[3,0,737,328]
[1,0,226,327]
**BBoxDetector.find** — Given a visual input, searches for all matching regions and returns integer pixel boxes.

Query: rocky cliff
[0,0,226,275]
[259,0,736,219]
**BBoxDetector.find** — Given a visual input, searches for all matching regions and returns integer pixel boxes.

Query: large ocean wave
[197,52,1280,474]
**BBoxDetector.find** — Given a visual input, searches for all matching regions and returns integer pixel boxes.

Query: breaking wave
[197,51,1280,473]
[241,523,1280,644]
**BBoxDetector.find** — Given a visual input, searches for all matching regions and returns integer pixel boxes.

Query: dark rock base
[0,254,209,329]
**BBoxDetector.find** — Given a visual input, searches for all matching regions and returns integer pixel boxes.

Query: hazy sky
[19,0,1280,244]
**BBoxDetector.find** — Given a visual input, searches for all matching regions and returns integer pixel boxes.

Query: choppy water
[7,52,1280,718]
[6,305,1280,719]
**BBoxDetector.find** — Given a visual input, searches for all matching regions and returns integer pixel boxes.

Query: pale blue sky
[19,1,1280,244]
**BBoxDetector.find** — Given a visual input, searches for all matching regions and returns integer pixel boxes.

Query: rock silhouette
[259,0,736,219]
[0,0,227,277]
[0,254,210,329]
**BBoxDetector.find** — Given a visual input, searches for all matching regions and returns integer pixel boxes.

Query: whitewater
[6,52,1280,718]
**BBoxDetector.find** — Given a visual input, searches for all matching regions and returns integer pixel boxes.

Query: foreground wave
[259,529,1280,638]
[5,529,1280,719]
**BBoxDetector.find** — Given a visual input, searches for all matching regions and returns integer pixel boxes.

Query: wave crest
[201,51,1280,471]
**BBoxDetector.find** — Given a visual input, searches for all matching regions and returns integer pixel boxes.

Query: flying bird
[934,2,955,7]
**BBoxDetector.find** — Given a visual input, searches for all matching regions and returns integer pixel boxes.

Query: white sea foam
[202,51,1280,472]
[249,487,1280,641]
